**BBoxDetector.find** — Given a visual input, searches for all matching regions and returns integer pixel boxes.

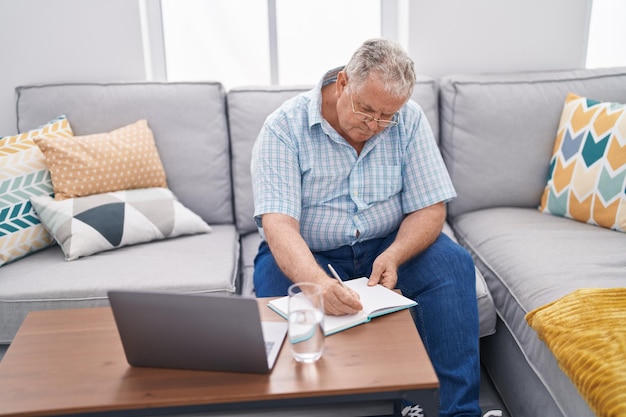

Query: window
[160,0,381,88]
[161,0,271,86]
[274,0,380,85]
[586,0,626,68]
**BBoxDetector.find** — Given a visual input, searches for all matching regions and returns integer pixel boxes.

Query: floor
[0,344,510,416]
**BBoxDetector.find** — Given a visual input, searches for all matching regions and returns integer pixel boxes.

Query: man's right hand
[321,280,363,316]
[260,214,363,315]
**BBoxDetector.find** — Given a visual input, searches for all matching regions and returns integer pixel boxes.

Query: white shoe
[483,410,503,417]
[401,404,424,417]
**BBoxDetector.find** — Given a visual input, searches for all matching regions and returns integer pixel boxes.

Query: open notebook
[268,277,417,335]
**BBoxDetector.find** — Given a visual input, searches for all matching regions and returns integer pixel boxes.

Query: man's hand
[321,279,363,316]
[368,253,399,290]
[262,213,362,315]
[368,203,447,290]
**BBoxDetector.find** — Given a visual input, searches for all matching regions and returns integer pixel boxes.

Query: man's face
[336,72,407,147]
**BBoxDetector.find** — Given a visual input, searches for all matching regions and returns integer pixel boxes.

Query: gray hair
[344,38,416,99]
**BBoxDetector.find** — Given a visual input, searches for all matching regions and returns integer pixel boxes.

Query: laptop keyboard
[265,341,275,355]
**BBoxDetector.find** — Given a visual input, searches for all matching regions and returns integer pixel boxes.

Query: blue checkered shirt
[252,74,456,252]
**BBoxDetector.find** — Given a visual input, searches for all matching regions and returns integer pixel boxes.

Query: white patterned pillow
[0,116,74,266]
[30,187,211,260]
[539,93,626,231]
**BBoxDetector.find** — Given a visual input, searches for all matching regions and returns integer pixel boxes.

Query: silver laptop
[108,290,287,374]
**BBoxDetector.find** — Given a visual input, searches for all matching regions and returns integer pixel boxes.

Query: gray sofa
[2,79,496,345]
[2,65,625,416]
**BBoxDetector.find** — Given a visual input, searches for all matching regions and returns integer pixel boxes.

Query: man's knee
[426,232,468,260]
[439,236,475,285]
[409,234,475,289]
[451,239,475,274]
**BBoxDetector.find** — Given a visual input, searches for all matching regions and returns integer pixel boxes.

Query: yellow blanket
[526,288,626,417]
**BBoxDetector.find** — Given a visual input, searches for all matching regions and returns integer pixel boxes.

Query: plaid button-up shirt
[252,71,456,252]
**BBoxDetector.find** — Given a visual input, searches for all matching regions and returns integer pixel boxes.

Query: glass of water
[287,282,324,363]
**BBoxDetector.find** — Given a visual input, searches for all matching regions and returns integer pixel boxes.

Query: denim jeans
[254,232,481,417]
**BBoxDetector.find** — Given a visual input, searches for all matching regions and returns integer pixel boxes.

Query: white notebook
[268,277,417,336]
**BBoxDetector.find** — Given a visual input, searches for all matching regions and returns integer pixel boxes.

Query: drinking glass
[287,282,324,363]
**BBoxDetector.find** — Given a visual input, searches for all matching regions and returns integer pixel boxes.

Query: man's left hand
[368,254,398,289]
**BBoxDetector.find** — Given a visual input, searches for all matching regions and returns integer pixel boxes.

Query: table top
[0,297,438,417]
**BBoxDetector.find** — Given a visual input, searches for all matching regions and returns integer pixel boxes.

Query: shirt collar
[308,66,345,129]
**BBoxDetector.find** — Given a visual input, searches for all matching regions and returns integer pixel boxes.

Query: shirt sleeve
[251,112,303,230]
[400,101,457,213]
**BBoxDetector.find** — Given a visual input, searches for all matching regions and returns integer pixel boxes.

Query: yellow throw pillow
[539,93,626,232]
[0,115,73,265]
[34,119,167,200]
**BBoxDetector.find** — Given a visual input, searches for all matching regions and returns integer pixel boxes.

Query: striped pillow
[0,116,74,266]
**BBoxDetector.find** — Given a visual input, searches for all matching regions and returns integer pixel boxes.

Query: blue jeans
[254,232,481,417]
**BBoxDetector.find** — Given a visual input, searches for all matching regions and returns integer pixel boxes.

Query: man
[251,38,481,417]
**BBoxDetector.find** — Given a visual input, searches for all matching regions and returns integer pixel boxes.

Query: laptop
[108,290,287,374]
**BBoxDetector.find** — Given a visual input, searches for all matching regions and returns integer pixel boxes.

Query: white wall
[0,0,146,136]
[408,0,592,77]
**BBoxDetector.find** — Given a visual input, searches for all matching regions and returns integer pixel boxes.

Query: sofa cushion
[16,82,233,226]
[239,232,262,298]
[453,207,625,417]
[539,93,626,232]
[410,76,441,143]
[439,67,626,220]
[0,115,74,266]
[228,87,310,236]
[0,225,238,344]
[31,188,211,261]
[34,119,167,200]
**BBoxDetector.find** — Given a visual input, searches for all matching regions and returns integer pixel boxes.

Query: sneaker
[483,410,503,417]
[401,404,424,417]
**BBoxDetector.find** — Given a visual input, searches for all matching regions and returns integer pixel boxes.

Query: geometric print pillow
[0,115,74,266]
[539,93,626,232]
[30,187,211,261]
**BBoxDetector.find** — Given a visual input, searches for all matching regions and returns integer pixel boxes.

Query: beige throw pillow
[34,119,167,200]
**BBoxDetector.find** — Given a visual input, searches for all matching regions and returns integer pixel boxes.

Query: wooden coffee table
[0,298,438,417]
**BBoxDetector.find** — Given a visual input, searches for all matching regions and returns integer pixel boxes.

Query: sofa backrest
[412,76,440,143]
[439,67,626,220]
[227,76,440,236]
[15,82,233,225]
[227,87,310,235]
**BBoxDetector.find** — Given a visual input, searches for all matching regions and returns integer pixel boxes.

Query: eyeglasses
[350,94,398,127]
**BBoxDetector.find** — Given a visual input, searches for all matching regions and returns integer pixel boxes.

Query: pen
[328,264,348,288]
